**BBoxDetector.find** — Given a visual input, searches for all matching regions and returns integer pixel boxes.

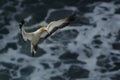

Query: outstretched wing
[41,13,76,39]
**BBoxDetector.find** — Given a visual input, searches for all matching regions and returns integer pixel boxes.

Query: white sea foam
[1,1,120,80]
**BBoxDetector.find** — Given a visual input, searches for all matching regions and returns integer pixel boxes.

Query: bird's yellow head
[40,26,49,34]
[40,26,47,31]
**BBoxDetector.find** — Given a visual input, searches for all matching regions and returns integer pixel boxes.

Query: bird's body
[19,13,76,56]
[19,24,47,55]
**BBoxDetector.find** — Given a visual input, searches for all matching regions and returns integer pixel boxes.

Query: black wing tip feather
[19,20,25,29]
[31,45,38,57]
[34,45,38,51]
[20,20,25,25]
[32,52,35,57]
[67,12,76,21]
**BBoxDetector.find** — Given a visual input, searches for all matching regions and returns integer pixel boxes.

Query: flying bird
[19,13,76,56]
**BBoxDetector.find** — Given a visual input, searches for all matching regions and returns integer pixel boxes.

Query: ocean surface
[0,0,120,80]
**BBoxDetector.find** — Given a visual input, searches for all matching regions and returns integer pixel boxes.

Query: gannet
[19,13,76,56]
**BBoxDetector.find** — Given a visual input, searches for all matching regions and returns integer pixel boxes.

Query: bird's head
[40,26,49,34]
[40,26,47,31]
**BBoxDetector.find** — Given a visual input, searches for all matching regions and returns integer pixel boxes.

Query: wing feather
[41,13,76,39]
[19,20,33,41]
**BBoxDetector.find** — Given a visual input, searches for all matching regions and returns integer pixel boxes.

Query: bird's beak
[41,27,50,34]
[45,30,50,34]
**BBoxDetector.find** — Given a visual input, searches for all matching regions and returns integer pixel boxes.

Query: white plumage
[19,13,76,56]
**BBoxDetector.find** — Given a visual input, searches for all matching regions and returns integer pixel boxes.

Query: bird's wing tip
[32,52,35,57]
[67,12,77,21]
[19,20,25,29]
[71,11,76,16]
[20,20,25,25]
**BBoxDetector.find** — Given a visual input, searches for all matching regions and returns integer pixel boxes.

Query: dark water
[0,0,120,80]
